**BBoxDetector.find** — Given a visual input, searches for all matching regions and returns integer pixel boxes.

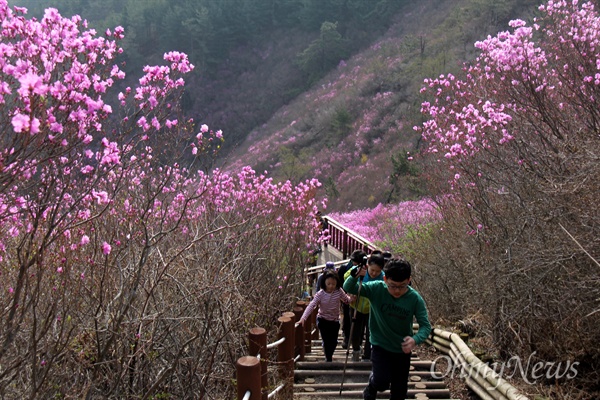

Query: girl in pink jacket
[300,270,351,361]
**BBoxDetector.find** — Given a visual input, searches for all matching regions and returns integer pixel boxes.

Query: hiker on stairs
[343,252,385,361]
[343,257,431,400]
[338,249,366,350]
[299,270,351,362]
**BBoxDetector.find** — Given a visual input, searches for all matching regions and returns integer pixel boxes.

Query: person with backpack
[344,252,385,361]
[316,261,337,290]
[338,250,367,349]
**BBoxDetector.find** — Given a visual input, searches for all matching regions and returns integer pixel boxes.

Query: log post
[281,311,295,319]
[236,356,261,400]
[296,300,307,307]
[304,305,313,354]
[248,327,268,400]
[293,306,305,361]
[277,316,295,399]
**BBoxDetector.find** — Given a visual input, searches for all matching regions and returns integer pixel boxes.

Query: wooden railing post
[248,327,268,400]
[277,316,295,399]
[281,311,295,318]
[236,356,261,400]
[303,304,312,354]
[295,300,307,310]
[293,306,305,361]
[342,229,349,259]
[319,216,380,259]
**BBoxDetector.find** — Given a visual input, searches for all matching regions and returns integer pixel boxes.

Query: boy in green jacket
[343,257,431,400]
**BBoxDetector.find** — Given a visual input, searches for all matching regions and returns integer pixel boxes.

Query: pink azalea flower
[17,72,48,96]
[11,113,29,133]
[102,242,111,255]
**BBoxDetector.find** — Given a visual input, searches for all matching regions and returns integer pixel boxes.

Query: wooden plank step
[306,349,421,359]
[294,369,440,378]
[294,389,455,398]
[296,360,434,370]
[304,351,421,360]
[295,381,447,390]
[296,396,459,400]
[300,353,424,365]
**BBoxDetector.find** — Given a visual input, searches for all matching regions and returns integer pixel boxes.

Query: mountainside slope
[223,0,540,212]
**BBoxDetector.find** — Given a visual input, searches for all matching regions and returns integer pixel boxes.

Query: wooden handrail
[323,216,379,259]
[421,326,530,400]
[236,301,316,400]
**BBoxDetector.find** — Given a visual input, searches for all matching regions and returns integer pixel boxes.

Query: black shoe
[363,384,377,400]
[362,354,371,361]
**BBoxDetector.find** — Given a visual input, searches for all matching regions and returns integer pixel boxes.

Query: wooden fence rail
[236,301,315,400]
[425,327,529,400]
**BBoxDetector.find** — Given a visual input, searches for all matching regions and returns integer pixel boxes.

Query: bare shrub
[415,1,600,395]
[0,6,320,399]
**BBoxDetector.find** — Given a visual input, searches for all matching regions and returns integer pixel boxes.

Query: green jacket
[343,266,384,314]
[343,275,431,353]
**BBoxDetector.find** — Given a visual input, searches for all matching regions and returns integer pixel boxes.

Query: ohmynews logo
[431,352,579,386]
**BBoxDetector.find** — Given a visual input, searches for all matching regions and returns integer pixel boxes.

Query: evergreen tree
[297,21,349,85]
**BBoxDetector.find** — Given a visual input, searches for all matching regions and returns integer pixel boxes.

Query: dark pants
[342,303,351,345]
[363,345,412,400]
[363,318,371,358]
[351,310,369,352]
[317,317,340,362]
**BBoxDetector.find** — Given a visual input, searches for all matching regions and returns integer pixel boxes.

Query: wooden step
[294,389,455,399]
[296,360,434,370]
[295,335,452,399]
[295,369,440,378]
[295,381,447,390]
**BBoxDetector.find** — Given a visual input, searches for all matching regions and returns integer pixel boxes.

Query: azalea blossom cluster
[417,0,600,189]
[328,199,440,244]
[0,3,322,397]
[412,2,600,386]
[0,2,209,260]
[0,5,123,182]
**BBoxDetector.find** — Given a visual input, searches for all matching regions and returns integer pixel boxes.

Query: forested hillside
[11,0,540,210]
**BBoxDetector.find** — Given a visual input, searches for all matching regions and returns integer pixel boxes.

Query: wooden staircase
[294,338,457,400]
